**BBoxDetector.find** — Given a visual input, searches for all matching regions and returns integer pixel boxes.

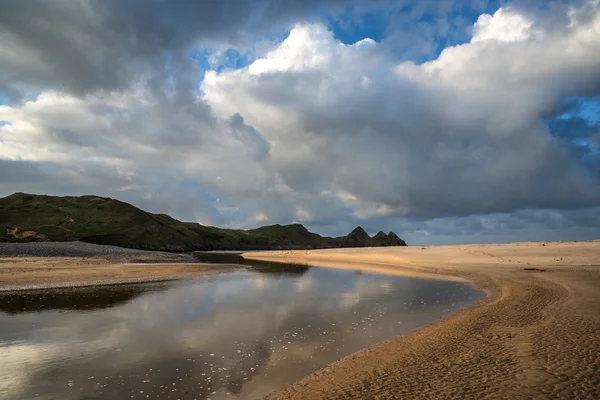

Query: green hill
[0,193,407,251]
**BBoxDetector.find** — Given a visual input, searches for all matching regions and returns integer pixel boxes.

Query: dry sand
[244,241,600,399]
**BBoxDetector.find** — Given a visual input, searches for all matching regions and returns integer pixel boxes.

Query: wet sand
[0,242,243,291]
[244,241,600,399]
[0,258,243,291]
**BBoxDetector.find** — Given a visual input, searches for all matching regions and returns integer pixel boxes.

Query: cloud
[0,0,383,100]
[204,11,600,219]
[0,269,474,399]
[0,87,274,224]
[1,1,600,243]
[471,8,543,43]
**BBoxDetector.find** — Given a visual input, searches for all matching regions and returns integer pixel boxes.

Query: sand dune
[244,241,600,399]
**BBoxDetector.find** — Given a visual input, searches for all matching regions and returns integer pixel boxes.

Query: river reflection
[0,262,484,400]
[0,283,169,314]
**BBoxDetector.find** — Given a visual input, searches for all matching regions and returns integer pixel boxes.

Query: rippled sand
[244,241,600,399]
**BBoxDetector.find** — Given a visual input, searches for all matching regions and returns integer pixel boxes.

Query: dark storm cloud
[1,0,600,243]
[344,206,600,245]
[0,0,531,99]
[0,0,373,99]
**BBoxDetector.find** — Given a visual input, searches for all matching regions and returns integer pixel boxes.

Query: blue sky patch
[555,96,600,124]
[191,48,256,75]
[547,96,600,138]
[0,92,9,106]
[327,11,389,44]
[546,95,600,167]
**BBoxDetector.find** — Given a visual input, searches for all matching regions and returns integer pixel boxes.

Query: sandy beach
[1,241,598,398]
[244,241,600,399]
[0,242,243,290]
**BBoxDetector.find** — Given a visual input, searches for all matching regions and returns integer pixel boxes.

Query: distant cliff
[0,193,407,251]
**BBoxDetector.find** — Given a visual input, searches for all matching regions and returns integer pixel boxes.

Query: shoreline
[244,240,600,399]
[0,242,245,291]
[1,240,599,397]
[0,242,246,292]
[0,265,246,292]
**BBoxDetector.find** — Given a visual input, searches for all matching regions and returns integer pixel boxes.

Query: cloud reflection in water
[0,265,484,400]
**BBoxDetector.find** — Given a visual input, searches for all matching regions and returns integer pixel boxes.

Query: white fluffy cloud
[203,10,600,220]
[471,8,542,43]
[1,2,600,242]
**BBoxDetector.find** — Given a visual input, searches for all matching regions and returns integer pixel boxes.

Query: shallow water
[0,260,484,400]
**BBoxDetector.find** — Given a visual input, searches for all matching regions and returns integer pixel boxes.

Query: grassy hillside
[0,193,406,251]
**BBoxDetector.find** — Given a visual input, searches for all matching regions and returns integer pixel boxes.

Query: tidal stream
[0,258,484,400]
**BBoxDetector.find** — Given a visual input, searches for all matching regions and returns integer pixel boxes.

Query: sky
[0,0,599,245]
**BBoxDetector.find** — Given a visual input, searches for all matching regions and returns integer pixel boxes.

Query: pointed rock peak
[388,232,407,246]
[348,226,370,242]
[349,226,367,235]
[373,231,388,240]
